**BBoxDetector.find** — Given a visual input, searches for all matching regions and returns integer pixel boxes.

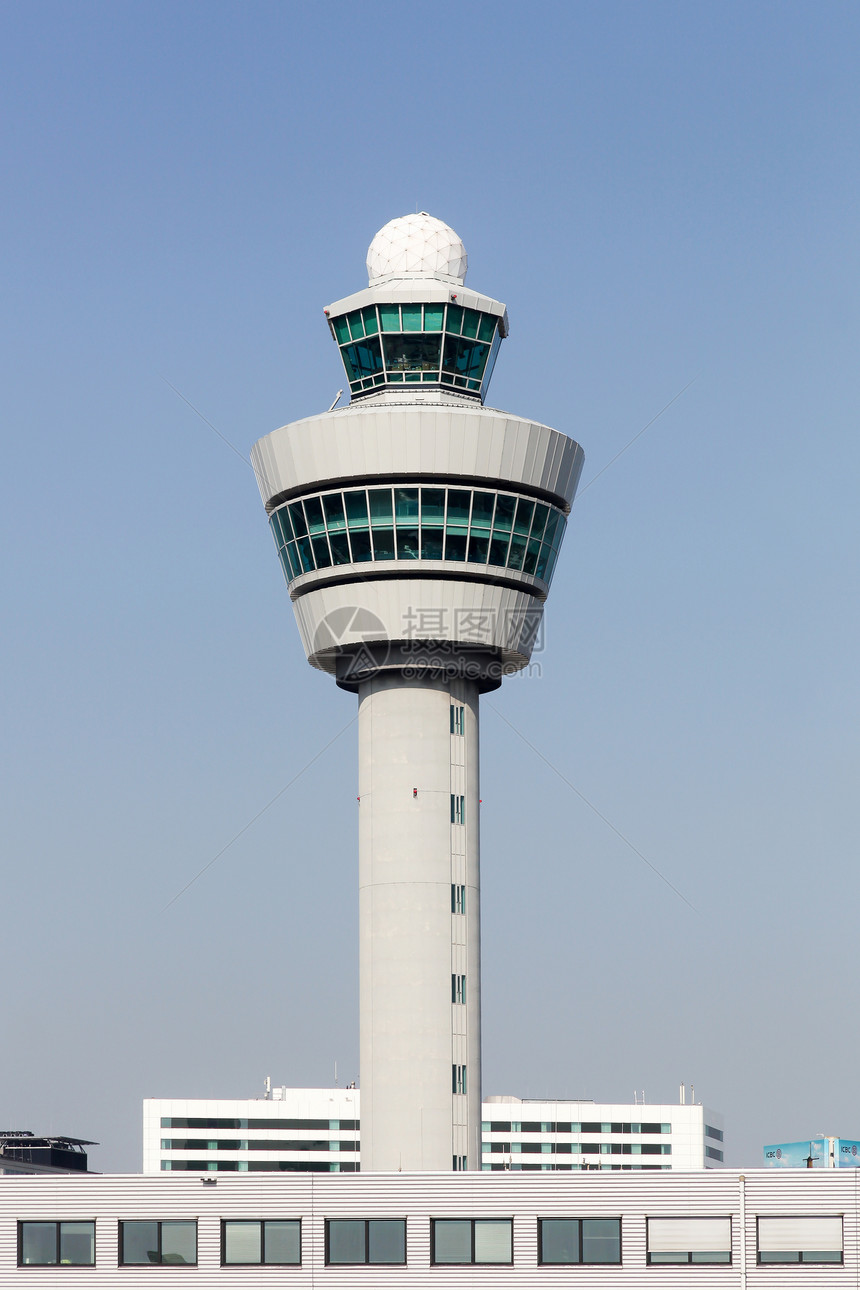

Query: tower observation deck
[252,214,584,1172]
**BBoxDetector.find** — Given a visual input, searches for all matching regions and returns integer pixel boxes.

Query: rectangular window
[451,793,465,825]
[539,1218,621,1264]
[452,973,466,1004]
[451,883,466,914]
[452,1063,467,1094]
[757,1216,843,1264]
[647,1217,731,1264]
[19,1222,95,1267]
[705,1145,724,1161]
[450,704,465,735]
[222,1219,300,1265]
[432,1218,512,1265]
[121,1220,197,1265]
[326,1219,405,1265]
[706,1124,724,1142]
[452,1154,467,1170]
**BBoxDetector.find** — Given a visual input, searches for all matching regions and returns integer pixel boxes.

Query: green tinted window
[333,316,350,344]
[447,490,471,525]
[421,488,445,523]
[368,488,393,524]
[446,303,463,334]
[531,503,549,541]
[288,502,307,537]
[442,335,489,381]
[304,496,325,534]
[424,305,444,331]
[401,305,422,331]
[462,308,480,338]
[347,310,364,339]
[323,493,346,531]
[345,490,368,525]
[470,492,495,529]
[395,488,419,522]
[362,306,379,335]
[372,528,395,559]
[493,494,516,530]
[478,314,496,342]
[379,305,401,331]
[513,498,534,534]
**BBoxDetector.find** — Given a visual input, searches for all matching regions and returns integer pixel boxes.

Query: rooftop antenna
[680,1083,685,1105]
[327,389,343,412]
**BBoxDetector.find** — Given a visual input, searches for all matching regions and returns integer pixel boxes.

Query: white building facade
[144,1091,723,1176]
[0,1168,851,1283]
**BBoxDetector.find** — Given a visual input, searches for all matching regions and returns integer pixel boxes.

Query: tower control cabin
[251,214,584,1173]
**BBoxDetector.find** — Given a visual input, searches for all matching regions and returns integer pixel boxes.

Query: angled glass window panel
[478,313,496,342]
[383,334,441,372]
[323,492,346,531]
[354,337,384,376]
[535,543,551,580]
[540,1219,580,1264]
[224,1221,261,1264]
[333,316,350,344]
[340,345,358,381]
[304,496,325,534]
[379,304,401,331]
[21,1224,57,1266]
[481,329,502,397]
[493,494,516,530]
[475,1220,512,1263]
[530,503,549,542]
[582,1219,621,1263]
[59,1223,95,1266]
[424,305,444,331]
[345,490,369,526]
[368,488,394,525]
[123,1221,160,1264]
[470,491,495,529]
[371,527,395,560]
[434,1220,471,1263]
[394,487,419,522]
[524,537,541,575]
[328,1220,365,1264]
[542,509,561,549]
[288,501,307,537]
[350,529,373,562]
[311,534,331,568]
[401,305,422,331]
[489,534,511,567]
[420,487,445,523]
[285,543,302,579]
[396,527,419,559]
[445,531,466,560]
[462,307,480,338]
[421,528,443,559]
[468,534,489,564]
[405,372,421,383]
[388,371,403,382]
[265,1221,300,1265]
[447,490,471,525]
[161,1222,196,1265]
[446,303,463,335]
[347,310,364,339]
[329,532,351,565]
[368,1220,405,1264]
[508,534,526,570]
[362,305,379,335]
[513,498,534,534]
[296,536,314,573]
[443,336,489,381]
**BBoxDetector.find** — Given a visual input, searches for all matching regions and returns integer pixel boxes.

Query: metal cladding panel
[2,1171,858,1286]
[251,406,584,511]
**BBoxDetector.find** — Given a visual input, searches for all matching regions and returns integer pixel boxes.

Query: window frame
[756,1215,844,1265]
[18,1221,96,1268]
[324,1218,407,1266]
[538,1217,622,1265]
[431,1217,514,1266]
[220,1218,302,1266]
[119,1219,198,1267]
[646,1216,732,1266]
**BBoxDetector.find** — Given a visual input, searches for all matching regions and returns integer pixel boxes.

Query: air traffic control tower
[252,214,584,1173]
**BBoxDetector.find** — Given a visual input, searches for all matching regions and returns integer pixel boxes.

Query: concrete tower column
[357,674,481,1172]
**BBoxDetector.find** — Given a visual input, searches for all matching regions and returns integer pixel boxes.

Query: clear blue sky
[2,0,858,1171]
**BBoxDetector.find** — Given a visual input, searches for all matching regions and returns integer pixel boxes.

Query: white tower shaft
[358,675,481,1172]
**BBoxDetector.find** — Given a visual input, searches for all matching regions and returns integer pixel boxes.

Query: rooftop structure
[0,1131,95,1175]
[251,215,582,1172]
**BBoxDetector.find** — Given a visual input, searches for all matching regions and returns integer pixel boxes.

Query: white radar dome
[366,213,467,286]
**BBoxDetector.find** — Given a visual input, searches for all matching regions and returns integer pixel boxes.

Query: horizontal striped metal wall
[0,1169,856,1286]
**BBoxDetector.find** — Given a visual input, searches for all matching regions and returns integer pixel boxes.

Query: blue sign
[763,1140,825,1168]
[836,1139,860,1168]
